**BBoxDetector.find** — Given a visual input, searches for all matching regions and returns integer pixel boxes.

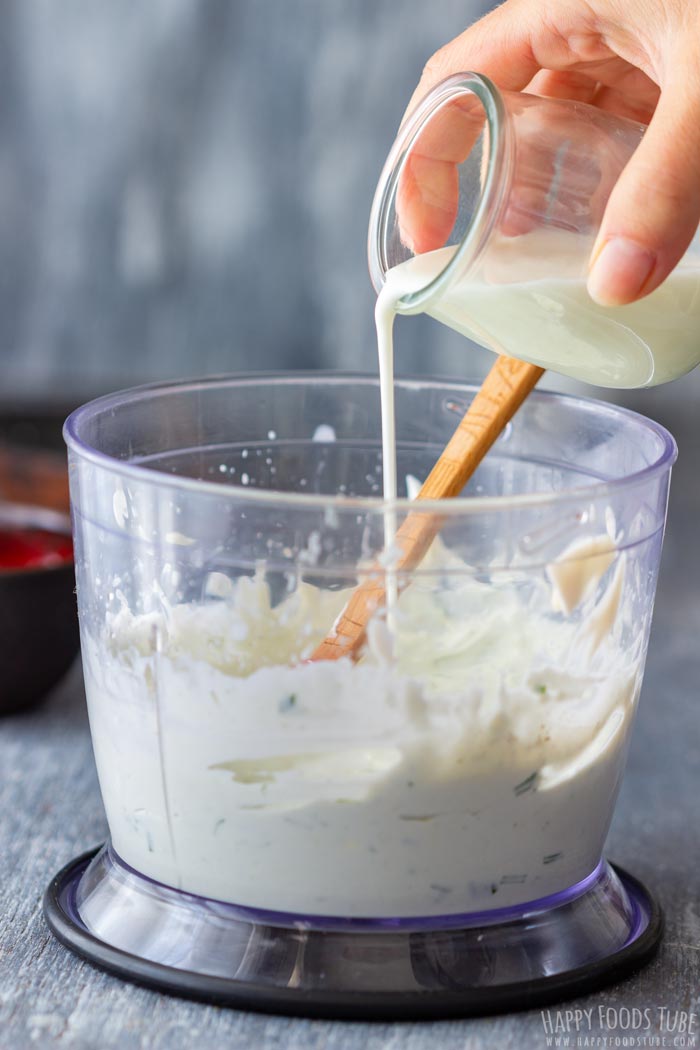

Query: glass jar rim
[367,72,510,313]
[64,372,678,516]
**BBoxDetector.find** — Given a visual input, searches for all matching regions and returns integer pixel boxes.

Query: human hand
[401,0,700,306]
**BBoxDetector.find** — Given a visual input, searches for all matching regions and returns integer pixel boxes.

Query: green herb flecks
[279,693,298,713]
[514,771,538,796]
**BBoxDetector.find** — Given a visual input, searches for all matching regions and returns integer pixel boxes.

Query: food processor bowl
[45,373,674,1016]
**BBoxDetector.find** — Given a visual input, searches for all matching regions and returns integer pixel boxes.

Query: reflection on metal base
[44,844,662,1019]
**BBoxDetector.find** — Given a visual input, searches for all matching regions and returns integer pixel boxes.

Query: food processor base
[43,846,662,1020]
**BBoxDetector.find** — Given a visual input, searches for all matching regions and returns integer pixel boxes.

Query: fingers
[526,66,659,124]
[396,153,460,252]
[587,58,700,305]
[587,81,658,124]
[395,96,486,253]
[403,2,542,122]
[395,2,543,255]
[525,69,600,103]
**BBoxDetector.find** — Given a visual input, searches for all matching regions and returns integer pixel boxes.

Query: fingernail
[587,237,656,306]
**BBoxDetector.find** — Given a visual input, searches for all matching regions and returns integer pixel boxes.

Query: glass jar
[368,73,700,388]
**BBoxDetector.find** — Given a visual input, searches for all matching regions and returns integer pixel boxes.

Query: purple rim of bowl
[101,843,612,934]
[63,371,678,516]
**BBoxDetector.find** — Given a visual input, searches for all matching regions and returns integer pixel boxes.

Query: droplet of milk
[312,424,336,442]
[204,572,234,599]
[113,486,128,528]
[165,531,195,547]
[405,474,422,500]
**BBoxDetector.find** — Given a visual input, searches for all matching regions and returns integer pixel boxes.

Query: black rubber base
[43,848,663,1020]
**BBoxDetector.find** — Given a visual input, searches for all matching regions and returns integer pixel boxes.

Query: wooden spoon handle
[310,356,544,662]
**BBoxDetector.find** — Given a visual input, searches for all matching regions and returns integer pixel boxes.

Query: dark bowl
[0,503,80,715]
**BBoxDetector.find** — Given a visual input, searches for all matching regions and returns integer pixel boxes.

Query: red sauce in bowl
[0,526,73,571]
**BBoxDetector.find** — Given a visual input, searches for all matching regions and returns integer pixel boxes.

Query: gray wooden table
[2,419,699,1050]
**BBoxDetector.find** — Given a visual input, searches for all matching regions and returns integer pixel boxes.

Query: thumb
[587,63,700,306]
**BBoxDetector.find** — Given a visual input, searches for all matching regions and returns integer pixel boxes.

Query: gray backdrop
[0,0,483,401]
[0,0,697,423]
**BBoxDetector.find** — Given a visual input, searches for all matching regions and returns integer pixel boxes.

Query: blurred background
[0,0,696,452]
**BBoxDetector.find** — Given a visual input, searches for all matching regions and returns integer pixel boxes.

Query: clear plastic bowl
[65,374,675,928]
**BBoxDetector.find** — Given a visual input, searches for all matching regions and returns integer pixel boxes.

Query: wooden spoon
[310,355,544,662]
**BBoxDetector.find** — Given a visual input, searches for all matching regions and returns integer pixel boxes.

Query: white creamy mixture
[84,531,641,917]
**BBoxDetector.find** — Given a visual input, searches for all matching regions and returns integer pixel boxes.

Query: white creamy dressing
[82,227,669,919]
[83,527,642,917]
